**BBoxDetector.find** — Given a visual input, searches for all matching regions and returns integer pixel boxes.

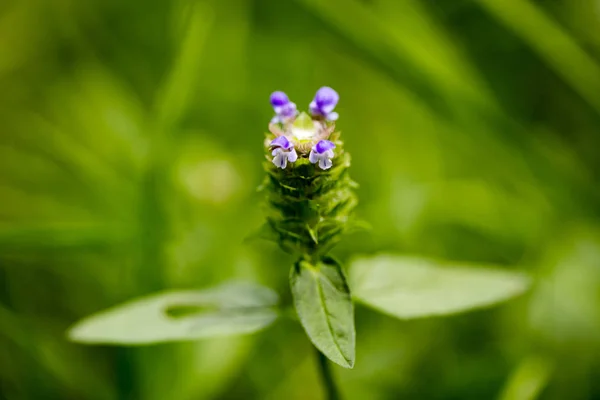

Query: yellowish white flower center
[291,127,316,141]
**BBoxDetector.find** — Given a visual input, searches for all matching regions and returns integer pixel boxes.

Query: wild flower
[270,136,298,169]
[270,91,298,124]
[309,86,339,121]
[267,88,340,170]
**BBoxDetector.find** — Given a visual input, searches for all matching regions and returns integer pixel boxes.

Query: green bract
[260,129,358,257]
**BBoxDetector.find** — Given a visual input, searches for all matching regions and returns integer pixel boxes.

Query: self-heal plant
[67,86,531,400]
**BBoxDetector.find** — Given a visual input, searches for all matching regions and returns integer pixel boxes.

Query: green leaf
[67,282,278,345]
[290,257,355,368]
[349,255,530,319]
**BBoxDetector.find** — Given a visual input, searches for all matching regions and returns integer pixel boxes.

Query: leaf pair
[289,255,531,369]
[68,255,530,372]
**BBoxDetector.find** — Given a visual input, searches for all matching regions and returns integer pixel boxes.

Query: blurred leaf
[290,257,355,368]
[68,282,278,344]
[0,223,132,252]
[0,304,116,400]
[349,255,530,319]
[155,2,214,129]
[477,0,600,114]
[498,356,553,400]
[295,0,498,115]
[528,229,600,343]
[244,222,279,244]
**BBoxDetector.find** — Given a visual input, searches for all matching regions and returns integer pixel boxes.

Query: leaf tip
[66,321,90,343]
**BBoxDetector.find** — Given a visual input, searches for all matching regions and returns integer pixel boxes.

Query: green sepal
[261,135,359,256]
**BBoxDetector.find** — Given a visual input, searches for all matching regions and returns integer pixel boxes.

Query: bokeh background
[2,0,600,399]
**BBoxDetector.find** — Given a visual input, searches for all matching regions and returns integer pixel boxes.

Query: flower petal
[270,136,291,150]
[270,91,289,107]
[272,152,288,169]
[287,148,298,163]
[309,149,318,164]
[315,87,339,109]
[321,104,336,115]
[326,111,339,121]
[315,140,336,154]
[319,157,333,170]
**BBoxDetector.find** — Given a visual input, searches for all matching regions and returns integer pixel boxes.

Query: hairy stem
[316,347,341,400]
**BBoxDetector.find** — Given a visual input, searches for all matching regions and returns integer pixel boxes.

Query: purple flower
[309,140,336,170]
[270,91,298,124]
[270,136,298,169]
[309,87,339,121]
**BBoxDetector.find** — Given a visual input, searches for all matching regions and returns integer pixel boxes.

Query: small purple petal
[315,87,339,109]
[270,91,290,107]
[279,102,298,119]
[315,140,336,154]
[270,136,292,150]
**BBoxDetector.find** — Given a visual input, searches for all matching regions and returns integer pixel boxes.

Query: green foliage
[349,255,530,319]
[68,283,278,344]
[498,356,553,400]
[1,0,599,398]
[290,257,355,369]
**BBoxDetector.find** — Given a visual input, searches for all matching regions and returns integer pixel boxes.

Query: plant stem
[315,347,341,400]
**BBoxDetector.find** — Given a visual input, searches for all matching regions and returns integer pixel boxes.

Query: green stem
[315,347,341,400]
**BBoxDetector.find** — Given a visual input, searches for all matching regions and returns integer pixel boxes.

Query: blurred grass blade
[498,356,553,400]
[155,2,214,129]
[295,0,498,114]
[0,223,132,252]
[477,0,600,114]
[349,255,530,319]
[68,282,278,344]
[0,304,117,399]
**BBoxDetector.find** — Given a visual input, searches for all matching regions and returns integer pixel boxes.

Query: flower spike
[261,85,357,259]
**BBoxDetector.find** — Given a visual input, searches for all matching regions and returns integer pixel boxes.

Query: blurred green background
[1,0,600,398]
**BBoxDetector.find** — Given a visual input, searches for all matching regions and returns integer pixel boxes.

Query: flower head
[266,88,340,169]
[309,87,339,121]
[270,91,298,124]
[270,136,298,169]
[309,140,336,170]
